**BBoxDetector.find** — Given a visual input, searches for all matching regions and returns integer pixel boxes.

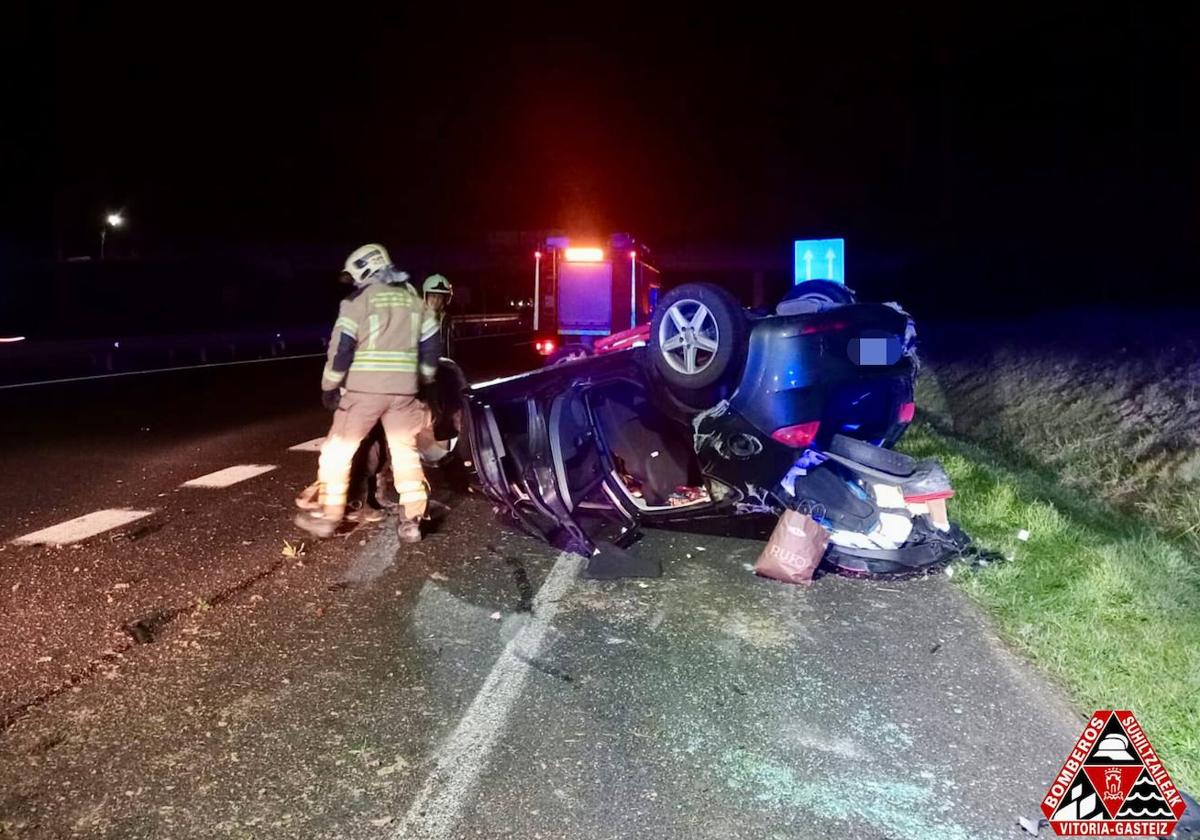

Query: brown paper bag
[754,509,830,586]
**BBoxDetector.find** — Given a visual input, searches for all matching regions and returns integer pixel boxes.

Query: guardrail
[0,312,545,389]
[0,327,330,388]
[445,313,540,379]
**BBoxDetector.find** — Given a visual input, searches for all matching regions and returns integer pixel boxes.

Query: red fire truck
[531,233,661,364]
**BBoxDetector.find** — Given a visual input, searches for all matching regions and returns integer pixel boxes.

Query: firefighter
[295,243,442,542]
[362,274,455,510]
[294,265,412,521]
[422,273,453,318]
[415,274,456,466]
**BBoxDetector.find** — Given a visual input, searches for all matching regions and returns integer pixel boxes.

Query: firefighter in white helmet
[414,274,457,466]
[295,244,442,542]
[422,273,452,315]
[361,273,456,508]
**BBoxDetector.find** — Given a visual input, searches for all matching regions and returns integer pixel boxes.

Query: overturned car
[445,281,965,578]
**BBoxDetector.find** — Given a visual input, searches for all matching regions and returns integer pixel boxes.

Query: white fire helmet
[344,243,392,286]
[422,274,453,301]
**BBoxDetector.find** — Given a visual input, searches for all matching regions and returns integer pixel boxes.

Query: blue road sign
[793,238,845,284]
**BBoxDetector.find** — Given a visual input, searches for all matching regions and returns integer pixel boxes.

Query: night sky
[6,3,1198,310]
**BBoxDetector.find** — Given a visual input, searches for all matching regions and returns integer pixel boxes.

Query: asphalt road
[0,356,1087,839]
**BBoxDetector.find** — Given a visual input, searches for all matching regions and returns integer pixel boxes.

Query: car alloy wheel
[657,298,720,375]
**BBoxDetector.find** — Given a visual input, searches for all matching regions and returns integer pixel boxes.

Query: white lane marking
[182,464,277,488]
[0,353,324,391]
[288,437,325,452]
[393,551,582,839]
[13,509,155,545]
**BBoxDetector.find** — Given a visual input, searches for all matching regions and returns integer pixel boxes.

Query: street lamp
[100,212,124,259]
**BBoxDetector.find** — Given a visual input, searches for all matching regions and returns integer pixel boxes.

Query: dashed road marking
[393,551,582,839]
[288,437,325,452]
[13,509,155,546]
[182,464,277,488]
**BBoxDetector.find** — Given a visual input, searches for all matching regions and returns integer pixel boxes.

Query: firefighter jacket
[321,271,442,395]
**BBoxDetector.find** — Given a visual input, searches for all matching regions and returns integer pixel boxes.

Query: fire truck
[531,233,661,363]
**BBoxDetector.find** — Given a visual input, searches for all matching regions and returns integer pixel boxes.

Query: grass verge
[900,420,1200,792]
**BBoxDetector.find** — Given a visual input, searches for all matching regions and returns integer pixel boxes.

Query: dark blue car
[449,282,963,578]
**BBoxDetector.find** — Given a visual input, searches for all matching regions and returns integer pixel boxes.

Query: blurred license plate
[848,335,901,366]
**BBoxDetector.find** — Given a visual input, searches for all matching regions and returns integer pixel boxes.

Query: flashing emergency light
[534,339,556,356]
[564,247,604,262]
[534,251,542,259]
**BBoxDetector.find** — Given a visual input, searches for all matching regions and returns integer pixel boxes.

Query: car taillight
[535,339,556,356]
[771,421,820,448]
[800,320,847,335]
[898,401,915,423]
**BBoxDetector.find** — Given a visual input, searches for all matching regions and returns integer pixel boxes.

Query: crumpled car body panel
[459,303,956,575]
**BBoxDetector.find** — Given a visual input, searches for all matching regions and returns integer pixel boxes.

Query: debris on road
[375,756,409,777]
[584,540,662,580]
[281,540,306,558]
[1017,529,1031,541]
[753,510,828,586]
[1017,815,1049,836]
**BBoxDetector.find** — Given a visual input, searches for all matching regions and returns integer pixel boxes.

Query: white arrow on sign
[803,250,814,281]
[826,248,837,278]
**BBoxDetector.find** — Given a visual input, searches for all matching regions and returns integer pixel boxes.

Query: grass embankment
[900,419,1200,791]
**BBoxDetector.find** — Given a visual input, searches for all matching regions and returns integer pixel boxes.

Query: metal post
[533,251,542,331]
[629,252,637,328]
[100,228,107,260]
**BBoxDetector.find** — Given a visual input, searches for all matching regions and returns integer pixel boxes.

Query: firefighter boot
[294,510,340,539]
[345,500,387,524]
[373,470,399,510]
[397,517,422,544]
[294,481,322,511]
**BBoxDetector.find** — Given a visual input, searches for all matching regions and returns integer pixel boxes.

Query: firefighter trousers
[317,392,430,521]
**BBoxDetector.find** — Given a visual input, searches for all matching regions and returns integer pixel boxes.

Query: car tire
[649,283,747,392]
[546,344,592,367]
